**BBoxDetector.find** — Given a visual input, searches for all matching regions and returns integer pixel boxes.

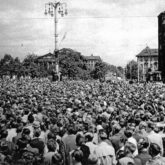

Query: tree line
[0,48,125,80]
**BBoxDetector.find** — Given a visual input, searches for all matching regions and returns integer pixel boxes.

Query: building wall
[86,60,99,70]
[158,12,165,82]
[138,57,158,71]
[137,56,158,81]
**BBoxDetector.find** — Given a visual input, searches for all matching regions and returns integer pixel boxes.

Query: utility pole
[44,1,67,80]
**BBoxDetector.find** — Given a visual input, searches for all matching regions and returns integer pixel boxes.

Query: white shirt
[95,141,116,165]
[86,141,97,154]
[147,131,164,155]
[6,128,17,142]
[128,137,138,156]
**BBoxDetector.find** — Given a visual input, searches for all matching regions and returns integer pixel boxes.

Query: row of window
[138,57,158,62]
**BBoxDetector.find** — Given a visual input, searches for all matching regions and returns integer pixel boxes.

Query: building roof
[136,46,158,57]
[85,55,101,61]
[37,52,54,59]
[36,52,57,62]
[158,11,165,17]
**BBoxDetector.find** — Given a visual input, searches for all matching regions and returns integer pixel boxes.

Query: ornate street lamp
[45,1,68,79]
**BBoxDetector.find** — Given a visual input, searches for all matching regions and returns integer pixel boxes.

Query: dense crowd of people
[1,77,165,165]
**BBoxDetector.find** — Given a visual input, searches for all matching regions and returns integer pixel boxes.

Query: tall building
[158,11,165,82]
[85,54,102,70]
[136,46,160,81]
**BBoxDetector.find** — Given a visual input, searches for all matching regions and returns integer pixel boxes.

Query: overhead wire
[0,15,158,20]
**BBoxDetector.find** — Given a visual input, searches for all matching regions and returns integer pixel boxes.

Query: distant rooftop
[158,11,165,17]
[37,52,53,59]
[85,54,102,61]
[136,46,158,57]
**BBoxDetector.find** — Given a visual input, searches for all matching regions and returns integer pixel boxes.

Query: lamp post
[44,1,67,79]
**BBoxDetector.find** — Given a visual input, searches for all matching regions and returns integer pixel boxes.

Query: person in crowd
[85,132,97,156]
[146,121,164,155]
[6,121,17,142]
[30,128,45,155]
[110,124,123,152]
[95,131,116,165]
[133,121,147,142]
[63,125,77,165]
[71,149,84,165]
[134,137,151,165]
[146,143,165,165]
[12,125,23,145]
[43,139,57,165]
[118,142,136,165]
[75,133,90,165]
[124,127,138,156]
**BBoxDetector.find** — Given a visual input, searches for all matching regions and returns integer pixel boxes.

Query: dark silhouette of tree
[0,54,14,77]
[58,48,88,79]
[91,62,108,80]
[125,60,138,80]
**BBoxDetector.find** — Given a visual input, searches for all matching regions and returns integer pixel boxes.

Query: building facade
[158,11,165,82]
[36,51,102,72]
[36,52,56,70]
[136,46,160,81]
[85,54,102,70]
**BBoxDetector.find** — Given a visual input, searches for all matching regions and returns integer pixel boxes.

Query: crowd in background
[1,77,165,165]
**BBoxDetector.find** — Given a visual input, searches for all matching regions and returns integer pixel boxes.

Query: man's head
[76,134,85,147]
[137,137,149,152]
[72,149,83,163]
[149,143,161,157]
[47,139,56,152]
[85,132,94,142]
[146,121,155,133]
[99,131,107,141]
[124,142,136,155]
[22,128,31,141]
[33,128,41,138]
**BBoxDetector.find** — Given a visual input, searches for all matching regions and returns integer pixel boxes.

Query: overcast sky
[0,0,165,66]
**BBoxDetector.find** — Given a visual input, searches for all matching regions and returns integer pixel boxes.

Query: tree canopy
[0,48,124,80]
[125,60,138,80]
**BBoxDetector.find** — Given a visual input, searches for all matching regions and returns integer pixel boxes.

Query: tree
[58,48,89,79]
[0,54,14,77]
[125,60,138,80]
[9,57,22,77]
[23,54,38,67]
[91,62,108,80]
[22,54,39,77]
[117,66,124,77]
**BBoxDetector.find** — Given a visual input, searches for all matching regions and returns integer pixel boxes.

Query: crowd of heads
[0,77,165,164]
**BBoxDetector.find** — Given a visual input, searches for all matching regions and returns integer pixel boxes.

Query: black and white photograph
[0,0,165,165]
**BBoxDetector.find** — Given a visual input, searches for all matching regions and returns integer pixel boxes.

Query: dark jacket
[30,138,45,154]
[134,151,151,165]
